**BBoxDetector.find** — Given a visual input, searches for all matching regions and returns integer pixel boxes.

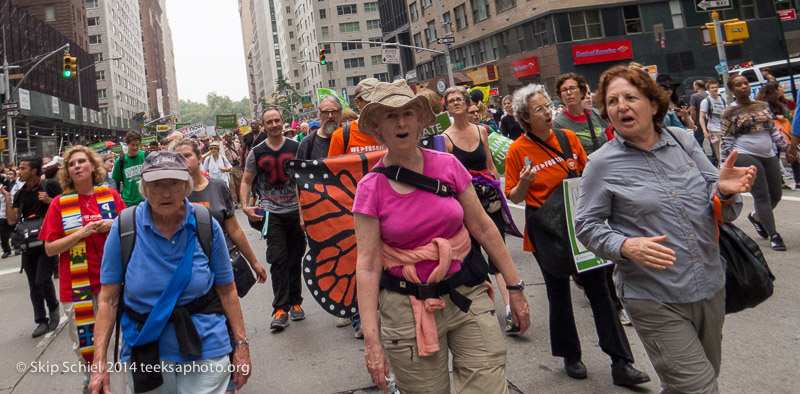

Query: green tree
[179,92,252,126]
[270,75,301,123]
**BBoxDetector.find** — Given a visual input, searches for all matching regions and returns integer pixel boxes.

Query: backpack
[112,202,213,362]
[703,95,727,126]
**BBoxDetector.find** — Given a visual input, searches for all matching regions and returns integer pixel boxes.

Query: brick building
[12,0,89,50]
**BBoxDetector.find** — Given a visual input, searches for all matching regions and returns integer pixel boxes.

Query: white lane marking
[507,192,800,210]
[0,267,18,276]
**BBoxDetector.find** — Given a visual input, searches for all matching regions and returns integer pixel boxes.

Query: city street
[0,192,797,393]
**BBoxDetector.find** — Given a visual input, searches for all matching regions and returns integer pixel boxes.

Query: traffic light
[62,54,77,77]
[319,49,326,65]
[0,138,8,152]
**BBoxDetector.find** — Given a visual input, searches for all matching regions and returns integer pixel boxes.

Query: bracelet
[235,338,249,347]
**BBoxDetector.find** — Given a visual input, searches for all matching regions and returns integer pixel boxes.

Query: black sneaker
[611,362,651,387]
[770,234,787,251]
[505,312,520,335]
[270,310,290,331]
[289,305,305,321]
[747,212,769,239]
[32,323,49,338]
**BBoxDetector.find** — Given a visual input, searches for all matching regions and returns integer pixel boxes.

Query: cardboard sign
[563,178,612,273]
[216,114,237,129]
[177,122,206,137]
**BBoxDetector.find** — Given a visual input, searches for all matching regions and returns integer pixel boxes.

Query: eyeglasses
[447,97,465,105]
[147,181,185,193]
[532,102,554,116]
[320,110,341,116]
[210,147,219,150]
[560,86,580,94]
[467,110,480,115]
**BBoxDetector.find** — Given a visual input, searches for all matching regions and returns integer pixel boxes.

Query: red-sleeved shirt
[39,189,125,301]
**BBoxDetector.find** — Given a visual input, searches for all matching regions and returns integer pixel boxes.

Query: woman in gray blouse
[575,65,757,393]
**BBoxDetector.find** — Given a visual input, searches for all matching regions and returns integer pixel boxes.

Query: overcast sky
[165,0,249,104]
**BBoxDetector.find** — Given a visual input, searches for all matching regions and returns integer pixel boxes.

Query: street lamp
[77,56,122,110]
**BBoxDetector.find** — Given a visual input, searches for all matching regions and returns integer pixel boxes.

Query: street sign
[715,60,728,75]
[695,0,732,12]
[381,47,400,64]
[436,37,455,45]
[452,62,465,70]
[156,125,169,131]
[778,9,796,21]
[2,102,19,111]
[5,110,19,117]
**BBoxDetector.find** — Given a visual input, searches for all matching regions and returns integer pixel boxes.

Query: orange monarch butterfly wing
[286,150,385,318]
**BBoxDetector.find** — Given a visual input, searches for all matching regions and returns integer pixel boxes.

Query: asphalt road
[0,190,797,393]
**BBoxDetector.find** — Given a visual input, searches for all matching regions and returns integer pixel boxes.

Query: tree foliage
[178,92,251,126]
[269,75,301,122]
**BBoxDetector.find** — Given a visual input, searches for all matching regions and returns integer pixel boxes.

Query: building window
[344,57,365,68]
[328,79,336,88]
[327,62,334,71]
[374,73,389,82]
[342,42,363,50]
[409,2,419,22]
[288,18,293,26]
[455,4,468,30]
[319,9,326,19]
[425,20,436,44]
[88,16,100,26]
[92,53,104,63]
[471,0,490,23]
[347,75,366,86]
[289,31,294,39]
[290,44,296,51]
[294,70,299,77]
[495,0,515,13]
[413,33,423,51]
[286,5,290,12]
[44,4,55,21]
[371,55,381,65]
[95,71,105,80]
[323,43,332,52]
[321,26,329,37]
[86,0,98,9]
[89,35,102,44]
[723,0,756,20]
[364,2,379,12]
[97,89,107,98]
[295,83,300,90]
[666,51,695,73]
[623,5,642,34]
[369,37,381,47]
[421,0,432,9]
[337,4,357,15]
[366,20,380,30]
[569,10,602,41]
[339,22,360,32]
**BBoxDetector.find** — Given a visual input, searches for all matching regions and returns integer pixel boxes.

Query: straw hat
[357,80,436,137]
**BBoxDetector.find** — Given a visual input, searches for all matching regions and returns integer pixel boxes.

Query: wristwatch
[506,280,525,291]
[235,338,249,347]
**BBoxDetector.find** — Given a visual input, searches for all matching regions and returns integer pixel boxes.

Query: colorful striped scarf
[60,185,116,364]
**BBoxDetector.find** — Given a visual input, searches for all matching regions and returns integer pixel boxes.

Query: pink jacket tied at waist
[381,226,493,356]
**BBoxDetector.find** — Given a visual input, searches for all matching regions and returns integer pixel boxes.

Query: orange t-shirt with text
[504,129,587,251]
[327,120,384,157]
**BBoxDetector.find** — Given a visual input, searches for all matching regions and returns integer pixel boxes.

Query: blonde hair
[341,108,358,122]
[416,88,443,114]
[56,146,106,191]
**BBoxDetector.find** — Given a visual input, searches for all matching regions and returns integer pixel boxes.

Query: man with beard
[240,107,307,332]
[296,97,341,160]
[243,121,265,157]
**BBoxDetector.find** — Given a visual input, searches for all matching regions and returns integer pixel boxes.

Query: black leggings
[736,154,783,235]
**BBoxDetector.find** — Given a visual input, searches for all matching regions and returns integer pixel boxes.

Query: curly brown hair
[595,65,669,132]
[56,146,106,191]
[555,73,588,99]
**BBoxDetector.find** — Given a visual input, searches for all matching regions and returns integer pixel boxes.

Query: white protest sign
[563,178,613,273]
[178,122,206,137]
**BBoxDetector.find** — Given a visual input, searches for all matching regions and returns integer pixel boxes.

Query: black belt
[380,265,476,313]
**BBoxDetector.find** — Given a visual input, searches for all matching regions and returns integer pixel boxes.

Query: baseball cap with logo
[141,151,189,182]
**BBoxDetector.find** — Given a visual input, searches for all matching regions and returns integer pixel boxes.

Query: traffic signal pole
[711,11,731,102]
[434,0,454,87]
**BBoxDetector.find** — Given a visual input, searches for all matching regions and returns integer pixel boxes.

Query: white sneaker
[619,309,632,326]
[335,317,351,327]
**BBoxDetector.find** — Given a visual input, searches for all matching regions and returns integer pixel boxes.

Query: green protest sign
[216,114,237,129]
[88,142,107,151]
[421,113,452,137]
[316,89,351,110]
[487,132,513,174]
[176,122,191,129]
[109,145,123,154]
[142,136,157,144]
[563,178,613,273]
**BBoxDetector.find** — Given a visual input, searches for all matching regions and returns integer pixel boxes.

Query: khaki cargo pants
[379,284,508,394]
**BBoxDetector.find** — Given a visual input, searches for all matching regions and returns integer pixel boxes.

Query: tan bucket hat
[353,78,380,102]
[357,80,436,137]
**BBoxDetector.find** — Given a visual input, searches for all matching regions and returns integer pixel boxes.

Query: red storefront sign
[512,56,540,78]
[571,40,633,65]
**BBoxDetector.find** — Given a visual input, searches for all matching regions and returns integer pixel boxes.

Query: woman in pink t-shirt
[352,80,530,393]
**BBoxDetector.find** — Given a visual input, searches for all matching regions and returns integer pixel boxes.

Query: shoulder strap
[303,130,318,160]
[343,122,351,150]
[553,129,579,178]
[119,206,138,274]
[371,166,455,197]
[191,202,213,259]
[663,127,687,153]
[584,109,600,151]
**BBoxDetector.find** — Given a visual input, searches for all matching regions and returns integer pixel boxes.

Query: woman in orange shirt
[504,84,650,388]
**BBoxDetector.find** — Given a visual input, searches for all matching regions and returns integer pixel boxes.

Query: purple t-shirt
[353,148,472,283]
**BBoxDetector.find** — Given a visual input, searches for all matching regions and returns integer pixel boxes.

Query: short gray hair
[139,177,194,198]
[512,84,552,132]
[318,95,342,111]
